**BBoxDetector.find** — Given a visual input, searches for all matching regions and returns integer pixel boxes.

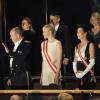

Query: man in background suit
[50,12,72,88]
[7,27,31,89]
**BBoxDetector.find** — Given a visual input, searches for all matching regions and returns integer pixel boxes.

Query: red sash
[43,40,57,74]
[77,44,96,83]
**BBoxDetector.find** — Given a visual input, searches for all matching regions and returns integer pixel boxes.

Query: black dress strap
[85,42,91,61]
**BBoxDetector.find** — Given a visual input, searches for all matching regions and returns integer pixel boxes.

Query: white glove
[82,59,95,77]
[76,59,95,79]
[76,72,84,79]
[73,62,77,74]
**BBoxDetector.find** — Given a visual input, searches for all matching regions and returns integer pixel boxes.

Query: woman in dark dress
[21,17,37,76]
[90,12,100,76]
[21,17,35,43]
[73,25,96,100]
[73,25,96,90]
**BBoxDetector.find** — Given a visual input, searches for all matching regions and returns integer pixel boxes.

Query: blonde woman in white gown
[40,24,62,86]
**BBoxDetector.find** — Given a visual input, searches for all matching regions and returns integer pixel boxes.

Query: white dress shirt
[10,39,22,69]
[54,24,59,37]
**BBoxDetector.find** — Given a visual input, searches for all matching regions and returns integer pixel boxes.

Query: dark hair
[50,12,60,18]
[77,24,93,41]
[77,24,89,33]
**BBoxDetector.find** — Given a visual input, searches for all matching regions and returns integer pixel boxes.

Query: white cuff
[73,62,77,73]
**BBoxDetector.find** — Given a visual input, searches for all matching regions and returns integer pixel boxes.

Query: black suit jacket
[8,39,31,87]
[55,24,72,59]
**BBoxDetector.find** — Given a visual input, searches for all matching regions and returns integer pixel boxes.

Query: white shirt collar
[55,24,59,31]
[13,39,23,52]
[14,39,22,46]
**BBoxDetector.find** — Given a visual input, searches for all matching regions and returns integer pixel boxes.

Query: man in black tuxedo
[50,12,72,88]
[7,27,31,89]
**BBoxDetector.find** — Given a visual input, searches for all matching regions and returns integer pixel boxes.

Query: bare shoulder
[41,41,44,45]
[56,40,62,46]
[41,41,44,46]
[89,42,95,51]
[89,42,94,47]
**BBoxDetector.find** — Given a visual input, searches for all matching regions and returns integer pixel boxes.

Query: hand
[63,58,69,65]
[2,43,9,53]
[40,76,42,85]
[75,72,84,79]
[75,73,79,78]
[7,79,11,86]
[54,74,59,85]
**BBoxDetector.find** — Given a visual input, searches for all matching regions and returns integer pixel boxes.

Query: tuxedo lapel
[14,39,23,53]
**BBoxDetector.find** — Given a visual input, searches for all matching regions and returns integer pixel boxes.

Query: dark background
[5,0,93,31]
[1,0,100,76]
